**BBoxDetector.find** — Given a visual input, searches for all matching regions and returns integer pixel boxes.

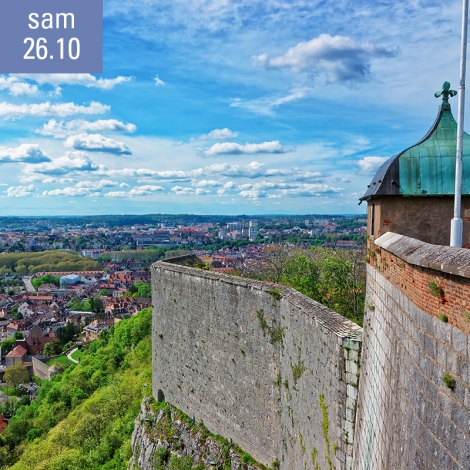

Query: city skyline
[0,0,466,215]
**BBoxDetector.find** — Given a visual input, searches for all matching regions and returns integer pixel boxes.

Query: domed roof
[360,82,470,202]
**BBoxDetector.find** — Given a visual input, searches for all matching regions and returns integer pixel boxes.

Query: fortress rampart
[152,257,362,469]
[354,233,470,469]
[152,239,470,469]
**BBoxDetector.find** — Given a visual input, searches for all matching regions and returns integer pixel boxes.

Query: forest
[0,251,99,275]
[0,308,152,470]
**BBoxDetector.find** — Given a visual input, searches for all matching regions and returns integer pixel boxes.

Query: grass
[46,356,74,367]
[71,349,84,361]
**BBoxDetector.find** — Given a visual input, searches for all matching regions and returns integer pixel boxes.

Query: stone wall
[32,356,58,380]
[353,233,470,469]
[152,259,362,469]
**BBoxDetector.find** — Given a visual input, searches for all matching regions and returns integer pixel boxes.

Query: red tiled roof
[6,345,27,358]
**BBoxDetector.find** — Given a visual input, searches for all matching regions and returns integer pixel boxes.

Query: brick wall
[353,233,470,469]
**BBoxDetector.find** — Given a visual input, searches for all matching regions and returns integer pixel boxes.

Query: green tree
[43,343,53,358]
[56,322,76,345]
[1,339,15,355]
[98,289,110,297]
[4,363,29,389]
[13,332,23,340]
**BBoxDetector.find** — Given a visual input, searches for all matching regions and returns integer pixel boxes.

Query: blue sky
[0,0,466,215]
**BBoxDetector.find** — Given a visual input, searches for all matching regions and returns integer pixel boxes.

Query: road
[22,276,35,293]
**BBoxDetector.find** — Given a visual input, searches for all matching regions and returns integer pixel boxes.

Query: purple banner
[0,0,102,73]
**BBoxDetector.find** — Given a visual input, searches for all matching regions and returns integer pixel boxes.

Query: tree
[92,297,103,313]
[1,339,15,355]
[56,322,76,345]
[4,363,29,389]
[13,332,23,340]
[43,343,53,358]
[98,289,110,297]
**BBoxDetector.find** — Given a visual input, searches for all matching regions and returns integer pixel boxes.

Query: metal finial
[434,81,457,102]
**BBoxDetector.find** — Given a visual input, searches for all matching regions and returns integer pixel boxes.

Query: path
[22,276,35,293]
[67,348,79,364]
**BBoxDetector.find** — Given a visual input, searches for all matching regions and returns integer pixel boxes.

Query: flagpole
[451,0,469,247]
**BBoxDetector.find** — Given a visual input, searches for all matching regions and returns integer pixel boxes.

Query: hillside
[0,308,152,470]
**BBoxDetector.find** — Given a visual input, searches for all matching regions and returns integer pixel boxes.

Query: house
[5,344,27,366]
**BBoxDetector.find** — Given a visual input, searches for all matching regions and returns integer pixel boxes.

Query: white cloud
[0,76,38,96]
[255,34,396,82]
[196,128,239,141]
[0,101,109,117]
[103,185,165,198]
[75,179,118,189]
[104,191,129,198]
[14,74,131,90]
[154,75,165,86]
[120,182,130,188]
[6,185,37,197]
[192,179,223,187]
[0,144,50,164]
[171,186,211,195]
[37,119,137,138]
[129,185,164,196]
[64,134,132,155]
[201,140,289,156]
[42,187,102,197]
[357,156,389,174]
[205,161,289,178]
[230,88,311,116]
[22,151,100,176]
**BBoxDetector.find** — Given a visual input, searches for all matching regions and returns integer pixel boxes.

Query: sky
[0,0,467,216]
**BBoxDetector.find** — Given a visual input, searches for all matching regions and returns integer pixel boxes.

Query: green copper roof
[361,82,470,201]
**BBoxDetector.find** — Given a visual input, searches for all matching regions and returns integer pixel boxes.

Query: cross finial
[435,81,457,102]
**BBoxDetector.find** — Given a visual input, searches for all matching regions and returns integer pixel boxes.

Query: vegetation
[125,282,151,298]
[427,279,444,298]
[1,339,15,355]
[4,364,29,390]
[0,308,152,469]
[0,251,99,275]
[45,355,74,367]
[442,372,456,391]
[31,275,60,291]
[242,246,365,326]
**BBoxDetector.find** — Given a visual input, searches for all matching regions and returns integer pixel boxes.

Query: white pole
[451,0,470,247]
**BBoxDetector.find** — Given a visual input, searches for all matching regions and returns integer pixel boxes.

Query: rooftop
[361,82,470,201]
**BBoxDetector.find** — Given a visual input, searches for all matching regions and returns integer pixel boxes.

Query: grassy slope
[3,308,152,470]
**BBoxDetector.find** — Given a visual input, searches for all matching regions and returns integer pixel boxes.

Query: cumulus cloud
[103,185,164,198]
[42,187,102,197]
[255,34,396,82]
[196,128,239,141]
[201,140,289,156]
[14,74,131,90]
[6,185,37,197]
[104,191,128,198]
[0,101,109,117]
[205,161,289,178]
[0,144,50,164]
[171,186,211,195]
[357,156,389,174]
[64,134,132,155]
[0,76,38,96]
[37,119,137,138]
[154,75,165,86]
[75,179,119,189]
[22,151,100,176]
[192,179,223,187]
